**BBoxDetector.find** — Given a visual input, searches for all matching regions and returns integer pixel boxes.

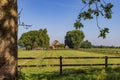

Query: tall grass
[18,67,120,80]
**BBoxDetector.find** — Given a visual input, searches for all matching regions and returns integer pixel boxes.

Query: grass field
[18,49,120,80]
[79,48,120,56]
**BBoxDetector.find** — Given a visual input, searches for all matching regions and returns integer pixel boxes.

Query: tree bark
[0,0,18,80]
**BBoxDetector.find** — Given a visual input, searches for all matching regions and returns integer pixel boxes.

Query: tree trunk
[0,0,18,80]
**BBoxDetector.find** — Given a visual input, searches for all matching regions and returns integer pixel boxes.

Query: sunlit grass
[18,49,120,74]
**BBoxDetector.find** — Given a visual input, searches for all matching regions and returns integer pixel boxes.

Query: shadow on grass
[25,68,89,80]
[19,67,120,80]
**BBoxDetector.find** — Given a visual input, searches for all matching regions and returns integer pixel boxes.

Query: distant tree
[37,29,50,49]
[65,30,84,49]
[18,30,38,50]
[80,40,92,48]
[18,29,50,50]
[54,43,65,49]
[59,44,65,48]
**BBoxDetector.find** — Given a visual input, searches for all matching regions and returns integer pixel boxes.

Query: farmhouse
[50,40,61,49]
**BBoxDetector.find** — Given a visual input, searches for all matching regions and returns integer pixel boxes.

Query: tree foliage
[18,29,50,50]
[74,0,113,38]
[80,40,92,48]
[65,30,85,49]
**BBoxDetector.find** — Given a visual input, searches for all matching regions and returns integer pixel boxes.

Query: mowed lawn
[18,49,120,74]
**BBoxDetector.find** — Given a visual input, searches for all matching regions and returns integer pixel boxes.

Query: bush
[80,40,92,48]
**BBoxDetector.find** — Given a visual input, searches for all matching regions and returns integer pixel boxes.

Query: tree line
[19,29,92,50]
[20,29,120,50]
[20,28,120,49]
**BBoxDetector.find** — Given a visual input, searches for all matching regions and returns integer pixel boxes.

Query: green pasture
[79,48,120,55]
[18,49,120,73]
[18,49,120,80]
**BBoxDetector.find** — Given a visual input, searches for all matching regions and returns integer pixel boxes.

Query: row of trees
[18,29,50,50]
[92,45,120,48]
[18,29,92,49]
[24,28,119,49]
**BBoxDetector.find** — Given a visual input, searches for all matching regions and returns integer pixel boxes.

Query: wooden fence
[18,56,120,75]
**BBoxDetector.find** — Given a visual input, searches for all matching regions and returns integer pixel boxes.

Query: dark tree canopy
[18,29,50,50]
[65,30,85,49]
[80,40,92,48]
[74,0,113,38]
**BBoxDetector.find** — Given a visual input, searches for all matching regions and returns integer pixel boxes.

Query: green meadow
[18,49,120,80]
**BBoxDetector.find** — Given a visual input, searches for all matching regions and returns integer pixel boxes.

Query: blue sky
[18,0,120,46]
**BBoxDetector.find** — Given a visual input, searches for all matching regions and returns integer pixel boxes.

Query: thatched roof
[51,40,61,46]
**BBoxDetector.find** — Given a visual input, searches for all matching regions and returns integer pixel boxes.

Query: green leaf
[98,28,109,39]
[82,0,86,4]
[74,20,84,29]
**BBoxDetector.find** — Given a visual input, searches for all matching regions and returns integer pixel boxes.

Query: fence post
[60,56,62,76]
[105,56,108,69]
